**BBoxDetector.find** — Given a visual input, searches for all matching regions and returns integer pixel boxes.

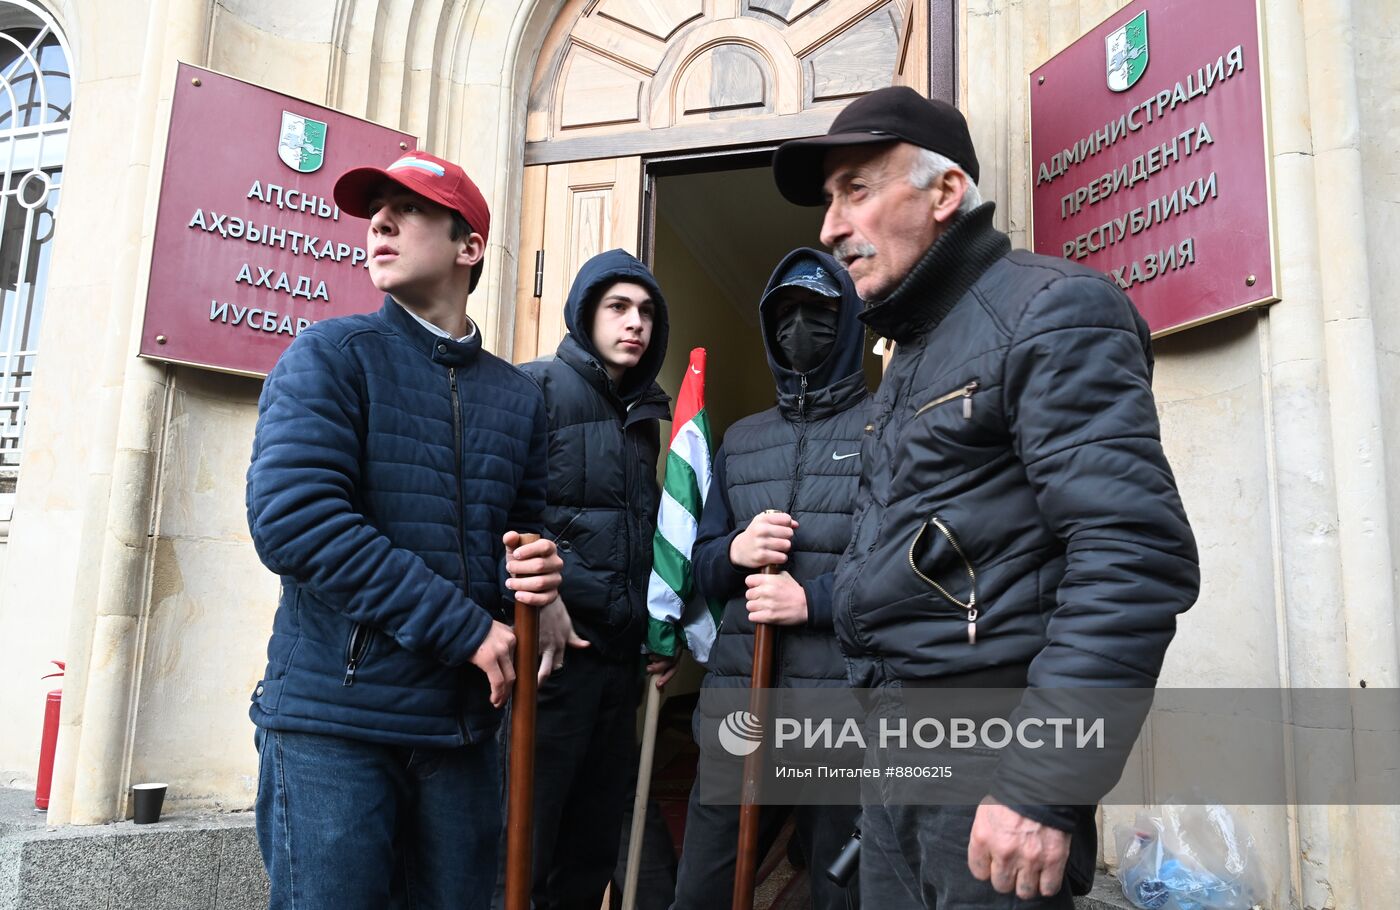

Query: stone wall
[961,0,1399,903]
[0,0,1394,904]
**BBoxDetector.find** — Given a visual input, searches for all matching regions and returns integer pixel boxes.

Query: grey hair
[908,147,982,213]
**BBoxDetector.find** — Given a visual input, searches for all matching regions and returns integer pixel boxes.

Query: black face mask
[775,303,839,374]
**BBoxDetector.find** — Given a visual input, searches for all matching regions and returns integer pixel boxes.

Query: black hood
[561,248,670,402]
[758,247,865,397]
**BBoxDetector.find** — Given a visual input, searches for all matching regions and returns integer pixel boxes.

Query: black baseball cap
[773,86,980,206]
[768,255,842,299]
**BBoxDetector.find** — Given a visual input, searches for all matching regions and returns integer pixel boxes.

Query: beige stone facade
[0,0,1395,906]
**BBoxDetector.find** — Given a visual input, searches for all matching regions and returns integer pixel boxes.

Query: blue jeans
[255,728,501,910]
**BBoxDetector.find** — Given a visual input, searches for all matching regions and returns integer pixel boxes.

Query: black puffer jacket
[692,248,870,693]
[834,202,1199,688]
[520,249,671,660]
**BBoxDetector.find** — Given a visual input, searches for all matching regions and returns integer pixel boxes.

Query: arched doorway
[508,9,938,895]
[511,0,934,366]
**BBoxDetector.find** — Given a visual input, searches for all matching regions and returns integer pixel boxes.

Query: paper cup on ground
[132,783,167,824]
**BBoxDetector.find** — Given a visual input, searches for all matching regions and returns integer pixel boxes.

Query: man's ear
[932,169,969,225]
[456,231,486,268]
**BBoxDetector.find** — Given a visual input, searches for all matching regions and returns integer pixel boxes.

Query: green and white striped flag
[647,347,722,663]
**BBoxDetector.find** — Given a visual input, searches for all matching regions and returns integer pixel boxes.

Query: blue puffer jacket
[246,297,548,747]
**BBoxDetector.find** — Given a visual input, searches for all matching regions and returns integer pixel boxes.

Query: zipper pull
[799,373,808,418]
[967,607,979,644]
[962,380,979,420]
[345,625,368,686]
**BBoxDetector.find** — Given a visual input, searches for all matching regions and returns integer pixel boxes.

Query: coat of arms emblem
[1106,11,1149,92]
[277,111,327,173]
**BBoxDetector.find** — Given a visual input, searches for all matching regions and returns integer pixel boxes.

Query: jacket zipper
[621,411,634,606]
[914,380,980,419]
[907,516,980,644]
[763,372,808,664]
[450,367,472,597]
[343,623,372,686]
[785,373,809,515]
[554,509,584,549]
[620,384,654,609]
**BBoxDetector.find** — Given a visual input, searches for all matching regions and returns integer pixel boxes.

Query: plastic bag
[1114,805,1263,910]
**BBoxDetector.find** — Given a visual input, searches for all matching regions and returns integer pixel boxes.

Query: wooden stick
[621,677,664,910]
[732,563,780,910]
[504,532,542,910]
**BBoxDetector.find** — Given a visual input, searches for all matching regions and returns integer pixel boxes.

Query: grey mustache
[834,241,876,264]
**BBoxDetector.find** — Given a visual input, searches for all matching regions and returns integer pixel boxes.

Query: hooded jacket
[519,249,672,660]
[247,297,548,747]
[691,248,870,694]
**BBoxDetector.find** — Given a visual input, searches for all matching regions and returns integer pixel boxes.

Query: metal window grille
[0,0,70,495]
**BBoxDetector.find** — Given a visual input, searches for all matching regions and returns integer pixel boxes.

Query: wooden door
[512,0,938,362]
[513,156,643,362]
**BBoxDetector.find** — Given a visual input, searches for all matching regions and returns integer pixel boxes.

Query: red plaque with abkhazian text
[1029,0,1276,335]
[140,63,416,376]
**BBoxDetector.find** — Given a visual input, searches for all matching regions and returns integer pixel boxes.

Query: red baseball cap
[333,151,491,243]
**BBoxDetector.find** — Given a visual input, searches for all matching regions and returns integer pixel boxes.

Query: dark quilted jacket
[832,204,1198,859]
[519,250,671,659]
[693,248,869,698]
[834,203,1199,690]
[246,297,548,747]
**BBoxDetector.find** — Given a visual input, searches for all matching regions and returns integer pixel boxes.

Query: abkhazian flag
[646,347,722,664]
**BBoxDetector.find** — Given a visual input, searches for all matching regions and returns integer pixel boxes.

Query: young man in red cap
[246,151,563,910]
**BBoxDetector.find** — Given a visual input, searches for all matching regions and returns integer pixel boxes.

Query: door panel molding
[515,157,643,362]
[526,0,930,156]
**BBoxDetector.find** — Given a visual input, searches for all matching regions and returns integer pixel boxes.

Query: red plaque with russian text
[1029,0,1276,335]
[140,63,416,376]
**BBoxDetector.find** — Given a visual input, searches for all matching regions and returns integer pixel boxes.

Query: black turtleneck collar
[857,202,1010,344]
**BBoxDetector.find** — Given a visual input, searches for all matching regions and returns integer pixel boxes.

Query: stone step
[0,792,266,910]
[1,786,1138,910]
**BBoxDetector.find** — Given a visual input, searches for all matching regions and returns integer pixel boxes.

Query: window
[0,0,70,509]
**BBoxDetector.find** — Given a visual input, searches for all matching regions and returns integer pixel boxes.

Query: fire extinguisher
[35,660,64,811]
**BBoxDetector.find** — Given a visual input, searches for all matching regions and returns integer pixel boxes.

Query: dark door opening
[624,150,875,910]
[643,151,877,447]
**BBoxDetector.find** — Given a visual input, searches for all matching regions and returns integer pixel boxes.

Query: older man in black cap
[772,86,1200,907]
